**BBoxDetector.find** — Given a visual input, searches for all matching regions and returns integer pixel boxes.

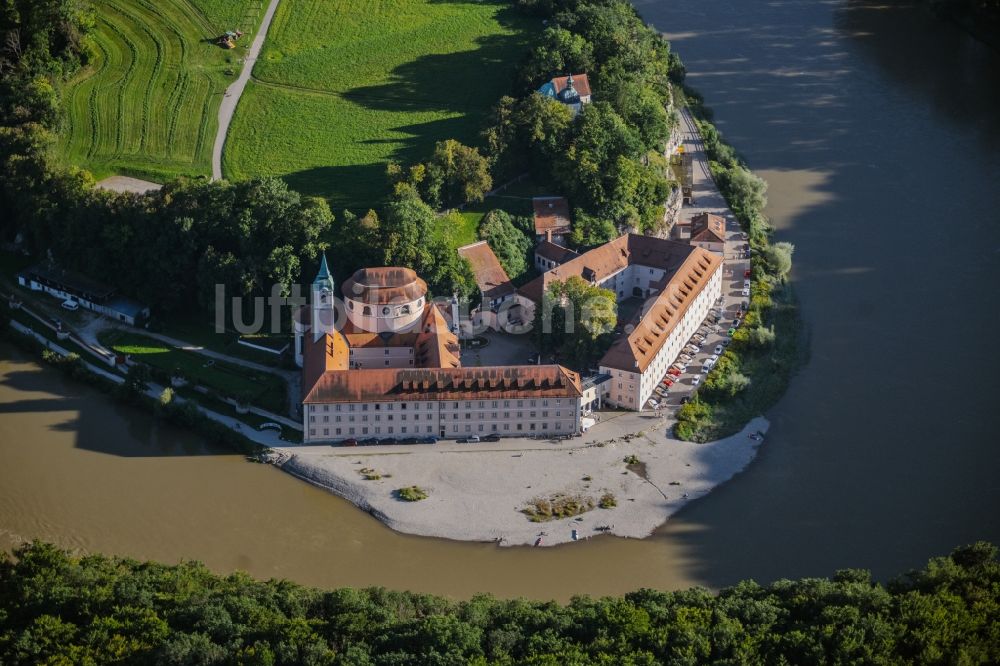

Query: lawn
[99,330,288,414]
[59,0,259,182]
[224,0,536,208]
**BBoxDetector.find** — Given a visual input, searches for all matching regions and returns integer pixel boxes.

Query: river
[2,0,1000,600]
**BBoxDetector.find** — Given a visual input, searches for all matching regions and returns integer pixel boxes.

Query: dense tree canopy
[0,541,997,664]
[477,209,534,281]
[533,276,616,369]
[483,0,682,245]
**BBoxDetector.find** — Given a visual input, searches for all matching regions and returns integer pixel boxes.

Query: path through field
[212,0,282,180]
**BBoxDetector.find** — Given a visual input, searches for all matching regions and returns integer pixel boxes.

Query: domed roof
[342,267,427,304]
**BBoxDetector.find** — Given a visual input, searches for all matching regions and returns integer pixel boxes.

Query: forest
[0,540,997,664]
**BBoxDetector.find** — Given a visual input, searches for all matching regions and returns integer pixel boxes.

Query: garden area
[99,330,288,414]
[59,0,259,182]
[223,0,537,208]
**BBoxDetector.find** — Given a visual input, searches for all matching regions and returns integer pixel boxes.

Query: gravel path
[211,0,282,181]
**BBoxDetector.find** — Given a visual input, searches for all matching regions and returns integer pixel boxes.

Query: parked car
[683,345,699,355]
[672,363,688,373]
[679,354,693,363]
[707,354,720,364]
[691,375,702,387]
[733,318,742,328]
[60,300,78,312]
[419,436,438,444]
[721,339,731,347]
[744,269,752,279]
[655,386,669,398]
[358,438,378,446]
[482,434,501,442]
[662,378,674,387]
[727,328,736,337]
[713,345,724,355]
[692,335,706,344]
[647,398,660,409]
[398,437,420,445]
[341,438,358,447]
[378,437,399,445]
[680,396,691,405]
[742,288,751,297]
[459,435,481,443]
[667,368,682,377]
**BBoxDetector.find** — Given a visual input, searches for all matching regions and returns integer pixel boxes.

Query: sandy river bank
[272,416,768,547]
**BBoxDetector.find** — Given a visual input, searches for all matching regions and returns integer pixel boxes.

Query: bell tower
[311,252,336,341]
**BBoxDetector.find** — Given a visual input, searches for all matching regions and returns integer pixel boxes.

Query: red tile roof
[689,213,726,244]
[342,267,427,304]
[519,234,698,304]
[552,74,591,99]
[303,365,582,404]
[532,197,572,237]
[535,241,579,265]
[599,248,722,373]
[457,241,515,300]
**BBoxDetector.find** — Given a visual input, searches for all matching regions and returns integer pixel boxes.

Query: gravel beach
[273,415,769,547]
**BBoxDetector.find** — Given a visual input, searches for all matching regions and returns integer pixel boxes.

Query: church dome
[342,267,427,304]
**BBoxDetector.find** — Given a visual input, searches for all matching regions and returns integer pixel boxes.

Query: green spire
[313,252,334,291]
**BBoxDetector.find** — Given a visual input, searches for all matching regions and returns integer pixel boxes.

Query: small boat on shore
[534,537,543,547]
[571,529,579,541]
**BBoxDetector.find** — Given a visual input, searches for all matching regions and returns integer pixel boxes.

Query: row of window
[311,399,566,413]
[309,422,567,439]
[310,410,566,424]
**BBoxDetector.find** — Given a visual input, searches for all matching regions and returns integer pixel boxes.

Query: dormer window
[382,306,391,316]
[363,306,372,316]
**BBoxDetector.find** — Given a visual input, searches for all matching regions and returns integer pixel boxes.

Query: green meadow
[224,0,536,209]
[60,0,260,182]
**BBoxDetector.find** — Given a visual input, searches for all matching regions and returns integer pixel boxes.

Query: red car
[667,368,682,377]
[744,269,752,279]
[342,438,358,447]
[662,378,674,387]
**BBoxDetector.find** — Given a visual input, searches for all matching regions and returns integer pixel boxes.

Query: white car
[654,386,669,398]
[741,288,751,297]
[744,279,751,289]
[683,345,699,354]
[647,398,660,409]
[713,345,724,355]
[691,375,702,387]
[679,353,693,363]
[707,354,720,364]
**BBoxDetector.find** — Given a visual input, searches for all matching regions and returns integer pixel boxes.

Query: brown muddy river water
[2,0,999,599]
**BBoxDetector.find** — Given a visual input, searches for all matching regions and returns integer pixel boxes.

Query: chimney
[546,229,552,243]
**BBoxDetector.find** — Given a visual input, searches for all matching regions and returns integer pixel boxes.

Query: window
[363,306,372,315]
[323,428,329,436]
[516,423,523,431]
[542,423,548,430]
[465,425,471,432]
[530,423,536,430]
[350,427,355,435]
[336,428,341,435]
[309,429,316,436]
[323,415,329,423]
[478,424,484,431]
[427,426,432,433]
[323,405,330,412]
[504,424,510,431]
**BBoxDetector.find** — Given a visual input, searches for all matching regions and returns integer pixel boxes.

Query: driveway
[211,0,283,180]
